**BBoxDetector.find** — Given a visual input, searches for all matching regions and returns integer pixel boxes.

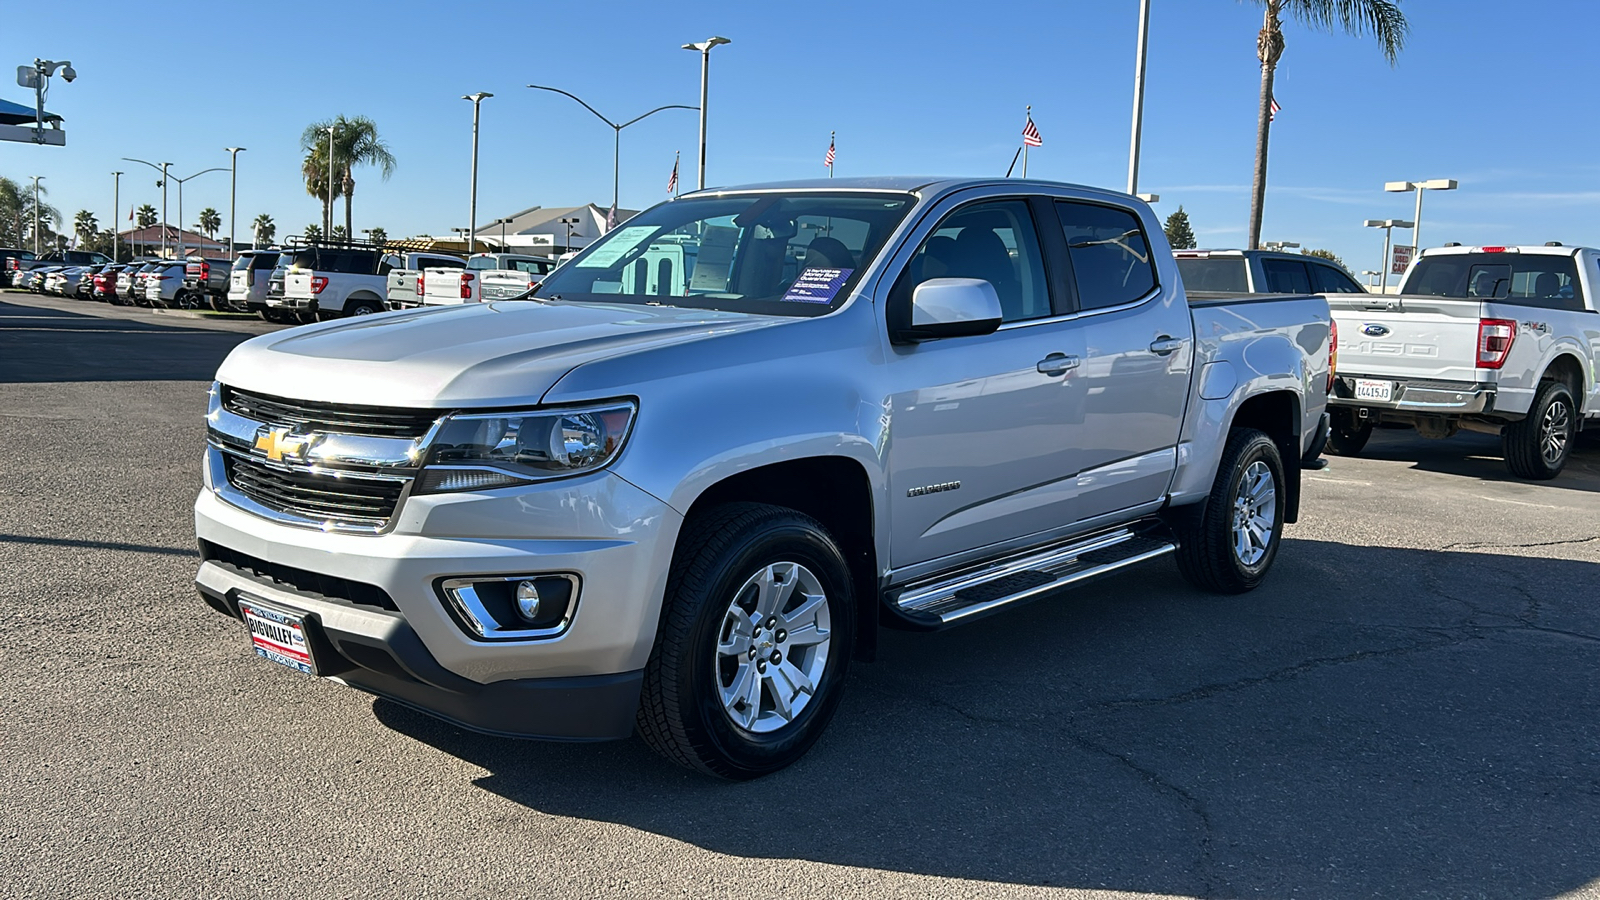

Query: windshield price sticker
[781,267,853,304]
[577,226,659,268]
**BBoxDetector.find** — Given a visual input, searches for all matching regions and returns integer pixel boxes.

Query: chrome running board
[890,523,1176,628]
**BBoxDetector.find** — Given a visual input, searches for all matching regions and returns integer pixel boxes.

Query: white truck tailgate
[283,271,315,300]
[422,268,468,305]
[1329,296,1485,383]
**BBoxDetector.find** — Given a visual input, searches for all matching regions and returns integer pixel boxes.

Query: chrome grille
[223,455,404,526]
[222,386,439,439]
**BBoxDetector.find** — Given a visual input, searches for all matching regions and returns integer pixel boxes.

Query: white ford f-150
[1327,243,1600,478]
[419,252,557,306]
[195,177,1332,779]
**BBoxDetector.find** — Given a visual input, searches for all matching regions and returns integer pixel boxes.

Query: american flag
[1270,96,1281,121]
[1022,116,1042,148]
[824,135,835,170]
[667,154,679,195]
[606,203,617,231]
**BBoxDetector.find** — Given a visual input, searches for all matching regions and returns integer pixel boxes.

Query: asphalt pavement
[3,291,1598,899]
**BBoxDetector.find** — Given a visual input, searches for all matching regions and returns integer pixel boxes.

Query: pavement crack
[1439,534,1600,552]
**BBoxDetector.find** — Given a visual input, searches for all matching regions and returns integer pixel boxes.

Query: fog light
[515,580,541,621]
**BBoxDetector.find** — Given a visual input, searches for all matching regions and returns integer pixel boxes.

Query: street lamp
[1384,179,1456,254]
[325,125,340,238]
[559,216,581,253]
[681,36,730,191]
[224,148,245,256]
[1361,269,1381,288]
[527,84,697,226]
[1126,0,1151,194]
[169,167,227,258]
[123,158,172,256]
[462,92,493,253]
[1262,241,1300,251]
[111,171,122,262]
[1363,218,1414,293]
[29,175,43,255]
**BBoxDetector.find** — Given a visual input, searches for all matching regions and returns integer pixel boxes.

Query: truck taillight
[311,276,329,294]
[200,262,210,279]
[1477,318,1516,369]
[460,272,475,300]
[417,273,424,296]
[1327,318,1338,393]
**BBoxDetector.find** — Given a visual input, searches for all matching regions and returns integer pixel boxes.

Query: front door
[885,198,1087,569]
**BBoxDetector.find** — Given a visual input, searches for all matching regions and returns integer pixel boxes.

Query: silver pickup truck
[194,177,1332,779]
[1328,243,1600,478]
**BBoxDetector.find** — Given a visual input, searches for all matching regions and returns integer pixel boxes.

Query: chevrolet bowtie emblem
[254,426,320,462]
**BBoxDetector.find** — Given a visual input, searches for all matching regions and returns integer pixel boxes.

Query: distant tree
[302,223,323,241]
[1244,0,1408,249]
[330,225,349,243]
[1301,247,1346,269]
[74,209,98,247]
[1163,206,1197,250]
[300,115,396,239]
[136,204,158,229]
[198,207,221,242]
[0,177,61,249]
[252,213,276,247]
[365,227,387,245]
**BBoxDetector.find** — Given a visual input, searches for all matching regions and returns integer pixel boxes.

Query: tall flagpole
[1022,106,1031,178]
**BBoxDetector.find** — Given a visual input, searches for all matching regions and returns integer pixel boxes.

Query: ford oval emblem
[1361,323,1391,337]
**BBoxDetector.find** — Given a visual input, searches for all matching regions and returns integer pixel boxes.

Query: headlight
[413,401,636,494]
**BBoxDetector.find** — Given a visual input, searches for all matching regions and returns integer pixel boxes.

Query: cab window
[1261,258,1311,294]
[898,199,1053,323]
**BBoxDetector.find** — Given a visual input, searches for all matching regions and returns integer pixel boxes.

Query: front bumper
[1328,375,1496,414]
[195,559,642,740]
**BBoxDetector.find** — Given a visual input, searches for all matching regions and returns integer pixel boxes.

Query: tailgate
[1329,295,1485,382]
[283,271,314,299]
[421,269,463,304]
[480,270,534,301]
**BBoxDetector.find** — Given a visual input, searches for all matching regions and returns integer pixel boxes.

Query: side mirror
[901,277,1003,342]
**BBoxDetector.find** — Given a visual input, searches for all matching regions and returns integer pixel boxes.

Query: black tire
[1173,428,1286,594]
[1502,380,1575,480]
[1325,408,1372,456]
[344,299,383,317]
[637,502,856,780]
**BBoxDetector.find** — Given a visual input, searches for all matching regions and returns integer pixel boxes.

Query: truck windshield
[1175,258,1248,293]
[1406,252,1584,310]
[533,191,915,316]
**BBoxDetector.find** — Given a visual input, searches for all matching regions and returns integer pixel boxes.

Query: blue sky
[7,0,1599,274]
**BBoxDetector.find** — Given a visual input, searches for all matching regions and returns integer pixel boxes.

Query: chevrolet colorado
[195,177,1332,779]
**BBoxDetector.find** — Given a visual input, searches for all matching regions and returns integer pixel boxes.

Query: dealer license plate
[1353,379,1394,402]
[239,598,317,675]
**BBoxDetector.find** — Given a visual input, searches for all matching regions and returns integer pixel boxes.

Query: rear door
[1051,200,1193,521]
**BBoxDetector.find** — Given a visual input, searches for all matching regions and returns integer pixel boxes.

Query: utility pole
[112,171,122,262]
[30,175,43,255]
[225,148,245,256]
[463,93,493,254]
[1126,0,1152,195]
[326,124,340,239]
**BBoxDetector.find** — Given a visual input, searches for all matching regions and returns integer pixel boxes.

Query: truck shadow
[1349,426,1600,493]
[373,538,1600,898]
[0,296,260,383]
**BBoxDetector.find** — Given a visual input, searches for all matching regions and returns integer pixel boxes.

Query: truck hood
[215,301,785,408]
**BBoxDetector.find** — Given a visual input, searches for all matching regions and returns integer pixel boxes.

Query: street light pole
[326,125,340,239]
[1385,179,1456,255]
[169,168,228,258]
[1364,218,1414,293]
[122,158,173,257]
[682,36,730,191]
[224,148,245,256]
[462,93,493,254]
[1126,0,1151,195]
[527,84,698,226]
[112,171,122,262]
[30,176,43,255]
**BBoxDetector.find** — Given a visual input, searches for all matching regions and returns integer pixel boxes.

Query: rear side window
[431,257,465,269]
[1310,262,1365,294]
[1176,258,1249,293]
[1406,253,1584,311]
[250,253,279,270]
[1261,258,1311,293]
[1054,202,1157,310]
[511,259,551,274]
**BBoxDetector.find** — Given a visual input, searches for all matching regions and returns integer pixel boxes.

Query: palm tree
[252,213,276,247]
[300,115,396,240]
[0,177,61,249]
[330,225,349,243]
[303,223,323,241]
[136,204,158,229]
[1245,0,1407,249]
[198,207,221,244]
[74,210,99,247]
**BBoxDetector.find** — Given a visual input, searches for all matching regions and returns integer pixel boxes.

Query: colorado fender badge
[907,481,961,498]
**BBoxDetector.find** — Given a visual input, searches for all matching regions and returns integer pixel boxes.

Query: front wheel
[1173,428,1286,594]
[637,503,856,780]
[1503,381,1575,480]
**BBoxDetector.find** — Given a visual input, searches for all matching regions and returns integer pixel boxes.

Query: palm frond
[1280,0,1409,63]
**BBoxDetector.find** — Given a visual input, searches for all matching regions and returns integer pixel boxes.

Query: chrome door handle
[1036,353,1080,376]
[1149,336,1184,356]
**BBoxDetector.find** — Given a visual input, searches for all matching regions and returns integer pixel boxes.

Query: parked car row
[7,255,223,309]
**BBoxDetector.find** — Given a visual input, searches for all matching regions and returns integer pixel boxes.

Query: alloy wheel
[1231,460,1277,567]
[1542,398,1571,465]
[715,561,832,734]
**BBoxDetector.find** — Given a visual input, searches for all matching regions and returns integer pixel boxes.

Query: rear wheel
[1173,428,1286,594]
[637,503,855,780]
[1503,380,1575,480]
[1325,408,1372,456]
[345,299,383,317]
